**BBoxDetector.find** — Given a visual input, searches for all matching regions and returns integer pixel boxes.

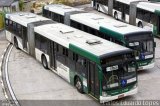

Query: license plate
[118,94,124,99]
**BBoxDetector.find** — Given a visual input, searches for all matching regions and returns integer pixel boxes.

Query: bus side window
[76,55,87,77]
[57,45,65,65]
[5,19,9,28]
[13,22,17,33]
[60,15,64,23]
[124,4,129,15]
[77,22,82,30]
[40,36,49,54]
[89,27,96,35]
[35,33,41,49]
[62,47,68,65]
[150,13,157,25]
[71,20,77,28]
[143,10,151,23]
[9,20,13,31]
[82,24,88,33]
[68,50,75,71]
[17,24,22,38]
[48,11,51,18]
[43,9,48,17]
[137,8,143,20]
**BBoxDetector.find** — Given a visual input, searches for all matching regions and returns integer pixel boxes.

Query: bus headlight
[129,42,139,47]
[102,92,108,97]
[133,83,137,89]
[128,67,136,72]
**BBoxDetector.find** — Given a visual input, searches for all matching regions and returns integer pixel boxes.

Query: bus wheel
[114,12,118,20]
[41,55,48,69]
[75,77,83,93]
[138,22,143,28]
[14,37,19,49]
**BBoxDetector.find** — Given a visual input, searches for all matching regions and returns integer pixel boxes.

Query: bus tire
[14,37,19,49]
[114,12,118,20]
[138,22,143,28]
[41,55,48,69]
[75,76,83,93]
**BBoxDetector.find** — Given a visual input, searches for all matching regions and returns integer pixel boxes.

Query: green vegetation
[0,12,5,29]
[19,0,24,11]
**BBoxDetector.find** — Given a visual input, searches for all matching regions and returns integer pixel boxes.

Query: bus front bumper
[138,62,155,70]
[100,87,138,103]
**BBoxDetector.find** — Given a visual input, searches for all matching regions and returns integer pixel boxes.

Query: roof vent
[86,39,102,45]
[74,35,83,38]
[63,7,72,9]
[26,14,36,18]
[114,24,127,28]
[92,17,104,20]
[19,13,25,16]
[60,28,74,34]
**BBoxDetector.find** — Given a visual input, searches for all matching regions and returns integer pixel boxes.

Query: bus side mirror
[154,42,156,47]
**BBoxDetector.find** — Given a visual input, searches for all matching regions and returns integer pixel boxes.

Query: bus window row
[35,33,88,77]
[113,1,130,15]
[137,8,157,24]
[43,9,64,23]
[70,20,124,45]
[96,0,108,6]
[5,18,27,39]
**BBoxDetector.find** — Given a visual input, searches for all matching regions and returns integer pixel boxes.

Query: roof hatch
[63,7,72,9]
[86,39,102,45]
[26,15,36,18]
[92,17,104,20]
[60,28,74,34]
[114,24,127,28]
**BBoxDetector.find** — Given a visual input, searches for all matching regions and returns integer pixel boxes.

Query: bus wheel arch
[14,37,19,49]
[138,21,143,28]
[41,54,48,69]
[74,75,83,93]
[114,11,118,20]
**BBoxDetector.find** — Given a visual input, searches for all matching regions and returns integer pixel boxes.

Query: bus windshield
[127,34,154,59]
[101,53,137,90]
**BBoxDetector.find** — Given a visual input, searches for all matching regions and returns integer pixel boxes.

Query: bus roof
[115,0,146,5]
[71,13,151,36]
[44,4,151,37]
[34,23,132,58]
[5,12,50,27]
[137,1,160,13]
[115,0,160,13]
[44,4,82,16]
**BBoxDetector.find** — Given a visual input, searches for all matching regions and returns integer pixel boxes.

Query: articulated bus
[91,0,160,37]
[43,4,156,70]
[5,12,138,103]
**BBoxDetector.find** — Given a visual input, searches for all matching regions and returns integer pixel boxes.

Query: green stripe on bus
[155,10,160,16]
[99,26,124,42]
[69,44,100,64]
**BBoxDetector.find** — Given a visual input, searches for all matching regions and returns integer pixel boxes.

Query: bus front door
[88,62,99,99]
[50,41,56,70]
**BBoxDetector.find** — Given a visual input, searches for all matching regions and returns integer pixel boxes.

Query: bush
[19,0,24,11]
